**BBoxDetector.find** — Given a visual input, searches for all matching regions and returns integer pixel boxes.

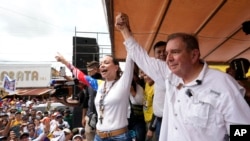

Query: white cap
[72,134,83,140]
[63,128,71,134]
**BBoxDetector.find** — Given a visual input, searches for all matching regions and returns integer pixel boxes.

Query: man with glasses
[84,61,102,141]
[86,61,102,79]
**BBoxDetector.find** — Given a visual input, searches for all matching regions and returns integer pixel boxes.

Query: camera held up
[50,79,79,98]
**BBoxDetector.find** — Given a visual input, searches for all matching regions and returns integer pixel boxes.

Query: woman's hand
[55,52,68,65]
[115,12,133,40]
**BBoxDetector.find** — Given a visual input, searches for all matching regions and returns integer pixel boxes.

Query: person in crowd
[227,58,250,80]
[73,127,85,138]
[83,61,102,141]
[20,115,29,133]
[34,118,43,138]
[86,61,102,79]
[64,109,73,130]
[63,128,73,141]
[0,117,8,137]
[9,107,17,116]
[56,114,70,129]
[26,122,36,139]
[36,111,43,120]
[50,125,66,141]
[55,52,134,141]
[140,71,155,141]
[72,134,84,141]
[19,132,31,141]
[115,12,250,141]
[146,41,167,141]
[227,58,250,106]
[32,117,51,141]
[26,101,34,113]
[43,111,49,117]
[72,127,84,136]
[128,64,146,141]
[52,83,87,133]
[54,60,102,141]
[28,108,37,123]
[2,111,23,138]
[0,117,7,130]
[49,112,59,133]
[8,130,17,141]
[70,61,101,140]
[33,116,66,141]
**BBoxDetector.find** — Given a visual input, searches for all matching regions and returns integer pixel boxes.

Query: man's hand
[82,118,86,127]
[115,12,131,32]
[146,130,154,140]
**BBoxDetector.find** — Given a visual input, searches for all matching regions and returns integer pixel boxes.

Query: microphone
[185,89,193,97]
[176,83,183,90]
[196,80,202,85]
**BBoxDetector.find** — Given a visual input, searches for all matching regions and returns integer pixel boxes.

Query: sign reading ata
[0,63,51,88]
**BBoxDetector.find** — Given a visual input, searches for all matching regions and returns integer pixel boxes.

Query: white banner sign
[0,63,51,88]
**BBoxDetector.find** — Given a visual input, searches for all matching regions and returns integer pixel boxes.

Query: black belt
[154,115,162,121]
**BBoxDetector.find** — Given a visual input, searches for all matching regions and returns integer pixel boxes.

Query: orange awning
[103,0,250,65]
[15,88,52,96]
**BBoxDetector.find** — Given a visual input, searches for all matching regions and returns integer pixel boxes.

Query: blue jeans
[130,121,146,141]
[94,132,132,141]
[155,118,162,141]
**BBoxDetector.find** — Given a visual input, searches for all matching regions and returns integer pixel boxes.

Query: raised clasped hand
[115,12,131,31]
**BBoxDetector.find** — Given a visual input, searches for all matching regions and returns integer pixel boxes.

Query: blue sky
[0,0,110,63]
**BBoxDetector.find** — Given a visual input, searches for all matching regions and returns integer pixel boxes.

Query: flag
[2,74,16,92]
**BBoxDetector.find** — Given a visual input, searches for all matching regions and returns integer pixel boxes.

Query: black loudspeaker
[72,36,99,74]
[73,53,99,74]
[72,36,99,106]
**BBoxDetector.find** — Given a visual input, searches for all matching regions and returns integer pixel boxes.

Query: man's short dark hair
[44,111,49,115]
[86,61,99,68]
[19,132,29,139]
[153,41,167,50]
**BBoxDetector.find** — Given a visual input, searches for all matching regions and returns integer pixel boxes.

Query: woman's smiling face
[99,55,119,81]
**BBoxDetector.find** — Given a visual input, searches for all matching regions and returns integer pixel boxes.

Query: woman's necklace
[102,80,117,94]
[99,80,117,124]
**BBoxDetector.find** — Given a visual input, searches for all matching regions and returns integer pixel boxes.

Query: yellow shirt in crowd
[143,83,154,122]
